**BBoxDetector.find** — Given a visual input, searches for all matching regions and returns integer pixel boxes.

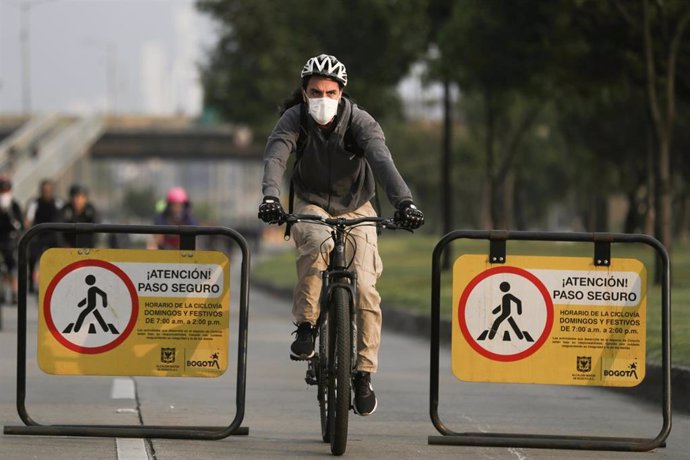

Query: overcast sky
[0,0,216,116]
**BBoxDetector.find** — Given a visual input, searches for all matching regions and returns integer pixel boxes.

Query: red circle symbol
[458,266,553,362]
[43,259,139,354]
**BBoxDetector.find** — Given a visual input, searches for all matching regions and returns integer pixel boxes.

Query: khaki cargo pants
[291,198,383,373]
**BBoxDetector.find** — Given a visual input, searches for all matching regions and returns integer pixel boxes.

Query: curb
[252,279,689,415]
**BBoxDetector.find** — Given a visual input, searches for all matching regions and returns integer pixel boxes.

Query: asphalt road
[0,271,688,459]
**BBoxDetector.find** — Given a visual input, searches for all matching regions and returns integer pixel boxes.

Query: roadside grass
[253,234,689,367]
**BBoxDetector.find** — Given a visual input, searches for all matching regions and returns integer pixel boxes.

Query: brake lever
[383,221,414,232]
[272,213,289,225]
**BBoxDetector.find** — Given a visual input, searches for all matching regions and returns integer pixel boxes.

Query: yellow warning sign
[38,248,230,377]
[452,254,646,387]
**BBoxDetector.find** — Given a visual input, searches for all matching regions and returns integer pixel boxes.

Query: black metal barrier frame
[4,222,250,439]
[429,230,671,452]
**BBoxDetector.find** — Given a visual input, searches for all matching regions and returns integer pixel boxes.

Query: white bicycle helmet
[301,54,348,86]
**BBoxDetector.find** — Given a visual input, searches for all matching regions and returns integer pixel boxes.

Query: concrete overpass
[90,120,259,161]
[0,115,264,229]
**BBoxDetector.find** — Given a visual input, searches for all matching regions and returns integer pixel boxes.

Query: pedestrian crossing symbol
[476,281,535,343]
[42,259,138,355]
[62,274,120,335]
[458,266,553,362]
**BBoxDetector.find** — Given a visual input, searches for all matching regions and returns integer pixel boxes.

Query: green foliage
[121,186,158,220]
[383,120,451,230]
[437,0,565,94]
[429,1,576,229]
[196,0,429,128]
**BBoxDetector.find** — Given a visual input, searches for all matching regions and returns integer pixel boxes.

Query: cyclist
[60,183,99,247]
[149,187,198,250]
[0,177,24,304]
[258,54,424,416]
[25,179,63,293]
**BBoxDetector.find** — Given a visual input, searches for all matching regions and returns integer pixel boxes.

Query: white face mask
[307,97,339,125]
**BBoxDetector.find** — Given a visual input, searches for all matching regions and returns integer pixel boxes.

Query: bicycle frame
[318,224,358,369]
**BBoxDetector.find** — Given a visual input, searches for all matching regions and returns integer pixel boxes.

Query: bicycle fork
[323,270,358,370]
[303,271,358,387]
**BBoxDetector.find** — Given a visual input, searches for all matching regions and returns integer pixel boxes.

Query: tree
[196,0,429,129]
[426,0,457,267]
[436,0,569,229]
[562,0,690,245]
[638,0,690,248]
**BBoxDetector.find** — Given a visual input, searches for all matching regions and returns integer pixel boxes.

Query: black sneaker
[290,322,316,360]
[353,371,377,416]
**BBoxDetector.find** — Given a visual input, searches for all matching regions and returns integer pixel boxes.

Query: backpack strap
[343,104,364,158]
[295,102,309,163]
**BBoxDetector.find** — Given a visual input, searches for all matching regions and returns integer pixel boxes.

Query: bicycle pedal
[290,353,313,361]
[305,359,318,385]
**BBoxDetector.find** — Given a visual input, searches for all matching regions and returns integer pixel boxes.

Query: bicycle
[281,213,407,456]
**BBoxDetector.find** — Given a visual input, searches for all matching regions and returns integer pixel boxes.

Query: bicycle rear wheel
[318,313,329,442]
[328,287,351,456]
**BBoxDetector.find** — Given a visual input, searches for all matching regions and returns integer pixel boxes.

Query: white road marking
[116,438,149,460]
[461,414,490,433]
[460,415,528,459]
[110,377,136,399]
[111,377,150,460]
[508,447,528,460]
[116,408,138,414]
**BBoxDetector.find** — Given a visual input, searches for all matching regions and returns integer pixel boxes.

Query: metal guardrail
[428,230,671,452]
[4,222,250,440]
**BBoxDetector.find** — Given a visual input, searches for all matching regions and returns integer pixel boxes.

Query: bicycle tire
[318,313,329,443]
[328,287,351,456]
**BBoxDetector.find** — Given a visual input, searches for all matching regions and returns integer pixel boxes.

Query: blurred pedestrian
[0,177,24,304]
[60,183,99,247]
[149,186,198,250]
[25,179,63,293]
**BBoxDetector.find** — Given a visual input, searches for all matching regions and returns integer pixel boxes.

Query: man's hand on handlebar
[262,199,424,230]
[258,196,285,223]
[394,200,424,230]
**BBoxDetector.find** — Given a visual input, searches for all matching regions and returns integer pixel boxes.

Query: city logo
[576,356,592,373]
[186,352,220,369]
[603,361,639,379]
[161,347,176,364]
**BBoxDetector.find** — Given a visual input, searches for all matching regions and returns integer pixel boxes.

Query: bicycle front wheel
[328,287,352,456]
[318,312,329,442]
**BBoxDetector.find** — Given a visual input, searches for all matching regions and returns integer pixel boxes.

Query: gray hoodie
[262,97,413,215]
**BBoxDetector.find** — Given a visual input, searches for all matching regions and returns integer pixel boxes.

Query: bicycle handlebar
[280,213,412,232]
